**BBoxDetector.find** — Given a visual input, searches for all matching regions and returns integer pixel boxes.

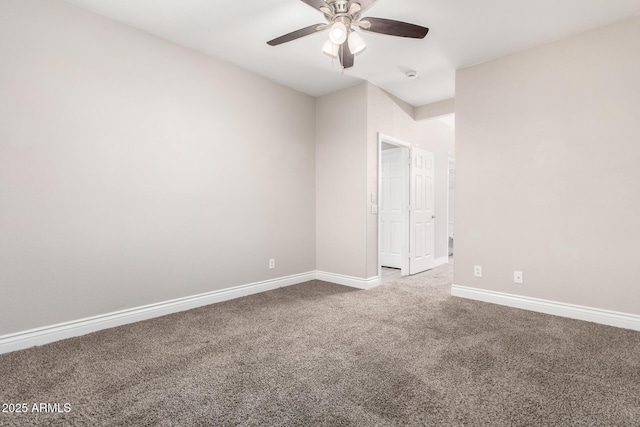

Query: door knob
[432,215,436,219]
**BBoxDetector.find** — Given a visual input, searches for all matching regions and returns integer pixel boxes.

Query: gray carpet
[1,264,639,426]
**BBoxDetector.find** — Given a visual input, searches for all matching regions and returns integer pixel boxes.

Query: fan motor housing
[329,0,350,13]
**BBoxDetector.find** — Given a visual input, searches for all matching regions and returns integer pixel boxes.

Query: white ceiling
[64,0,640,107]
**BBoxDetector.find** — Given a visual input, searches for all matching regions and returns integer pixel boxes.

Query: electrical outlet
[474,265,482,278]
[269,259,275,269]
[514,271,524,284]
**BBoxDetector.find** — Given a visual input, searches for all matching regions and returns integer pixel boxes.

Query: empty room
[1,0,640,425]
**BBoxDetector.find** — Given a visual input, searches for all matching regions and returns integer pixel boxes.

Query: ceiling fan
[267,0,429,69]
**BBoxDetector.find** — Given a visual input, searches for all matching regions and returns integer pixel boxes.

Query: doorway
[380,146,405,269]
[378,134,435,280]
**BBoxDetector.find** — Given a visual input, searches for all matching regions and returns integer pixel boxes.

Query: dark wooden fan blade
[267,24,325,46]
[299,0,327,11]
[352,0,378,14]
[361,17,429,39]
[339,43,355,69]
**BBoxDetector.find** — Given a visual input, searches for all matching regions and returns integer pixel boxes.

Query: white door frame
[380,148,404,269]
[378,133,410,279]
[447,157,455,257]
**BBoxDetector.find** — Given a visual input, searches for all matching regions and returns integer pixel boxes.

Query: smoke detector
[406,70,419,79]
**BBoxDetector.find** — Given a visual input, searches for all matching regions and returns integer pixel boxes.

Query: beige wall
[366,84,454,278]
[316,83,454,281]
[315,83,368,278]
[0,0,316,335]
[454,17,640,315]
[415,98,456,121]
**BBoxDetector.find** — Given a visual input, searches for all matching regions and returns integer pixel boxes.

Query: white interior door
[409,147,435,275]
[380,148,403,268]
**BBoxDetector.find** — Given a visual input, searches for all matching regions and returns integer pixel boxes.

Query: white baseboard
[0,272,315,355]
[451,284,640,332]
[315,271,380,290]
[0,269,383,355]
[434,256,449,267]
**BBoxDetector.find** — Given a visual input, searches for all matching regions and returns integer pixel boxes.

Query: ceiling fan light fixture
[266,1,430,70]
[322,39,339,58]
[328,21,347,45]
[348,31,367,55]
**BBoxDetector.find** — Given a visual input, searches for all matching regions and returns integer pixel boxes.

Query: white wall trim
[0,269,386,355]
[315,271,380,290]
[0,272,315,355]
[451,285,640,332]
[364,276,381,288]
[434,256,449,267]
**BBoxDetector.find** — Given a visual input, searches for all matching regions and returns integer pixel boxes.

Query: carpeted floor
[1,263,639,426]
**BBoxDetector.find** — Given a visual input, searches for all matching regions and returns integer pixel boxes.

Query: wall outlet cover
[474,265,482,277]
[514,271,524,284]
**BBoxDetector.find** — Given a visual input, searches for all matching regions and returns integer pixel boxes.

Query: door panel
[410,148,435,275]
[380,149,403,268]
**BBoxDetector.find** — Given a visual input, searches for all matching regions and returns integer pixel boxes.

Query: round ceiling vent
[406,70,419,79]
